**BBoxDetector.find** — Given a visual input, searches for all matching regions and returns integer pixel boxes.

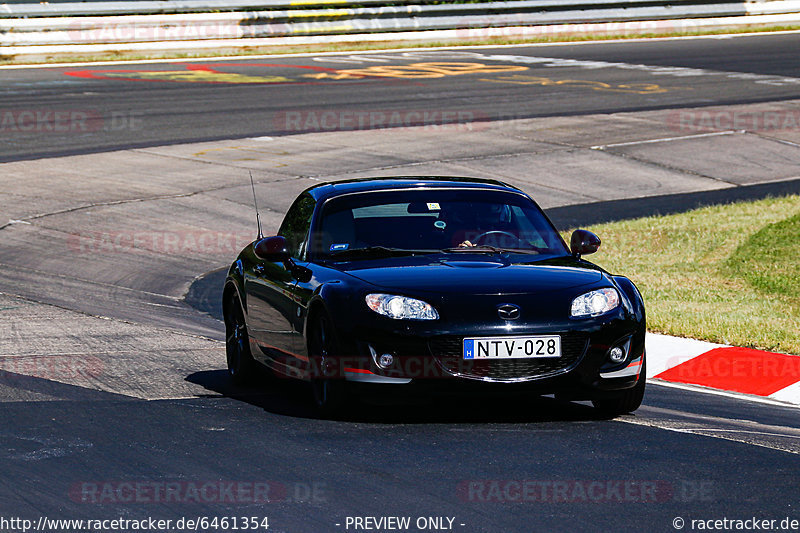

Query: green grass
[579,195,800,355]
[2,24,799,66]
[728,212,800,300]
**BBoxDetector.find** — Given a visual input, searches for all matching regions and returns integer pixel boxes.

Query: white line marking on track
[591,130,738,150]
[770,381,800,405]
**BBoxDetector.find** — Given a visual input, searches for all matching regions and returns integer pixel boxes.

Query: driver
[449,203,513,247]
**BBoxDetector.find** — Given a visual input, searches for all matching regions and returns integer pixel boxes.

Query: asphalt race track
[0,33,799,532]
[4,32,800,163]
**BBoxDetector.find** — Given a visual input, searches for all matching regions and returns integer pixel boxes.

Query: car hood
[334,254,605,295]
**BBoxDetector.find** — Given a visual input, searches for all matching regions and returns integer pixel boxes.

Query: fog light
[608,346,626,363]
[378,353,394,369]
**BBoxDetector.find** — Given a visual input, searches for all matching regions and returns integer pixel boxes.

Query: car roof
[302,176,525,203]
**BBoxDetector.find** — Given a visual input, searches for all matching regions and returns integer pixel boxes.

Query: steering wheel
[473,230,520,247]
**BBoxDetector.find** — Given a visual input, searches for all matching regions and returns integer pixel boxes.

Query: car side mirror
[254,236,289,262]
[570,229,601,256]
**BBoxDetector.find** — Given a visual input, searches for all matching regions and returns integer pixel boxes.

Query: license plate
[463,335,561,360]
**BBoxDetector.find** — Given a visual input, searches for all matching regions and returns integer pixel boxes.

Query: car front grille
[428,333,589,382]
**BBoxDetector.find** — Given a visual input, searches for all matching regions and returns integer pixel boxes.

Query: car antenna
[249,171,263,240]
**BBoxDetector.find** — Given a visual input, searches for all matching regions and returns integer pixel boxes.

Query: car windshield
[313,188,569,260]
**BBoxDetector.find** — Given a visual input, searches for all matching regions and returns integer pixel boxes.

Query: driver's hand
[458,240,476,248]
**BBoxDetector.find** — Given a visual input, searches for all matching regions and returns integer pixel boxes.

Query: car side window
[278,194,315,260]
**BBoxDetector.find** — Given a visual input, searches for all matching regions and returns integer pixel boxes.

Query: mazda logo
[497,304,521,320]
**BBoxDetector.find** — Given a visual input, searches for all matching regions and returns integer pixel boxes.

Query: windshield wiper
[441,245,504,254]
[441,245,549,255]
[327,246,437,260]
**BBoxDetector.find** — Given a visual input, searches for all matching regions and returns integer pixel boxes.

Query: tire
[592,359,646,417]
[225,292,256,384]
[308,312,347,416]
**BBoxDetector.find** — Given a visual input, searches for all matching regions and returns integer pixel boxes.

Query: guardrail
[2,0,800,51]
[1,0,791,18]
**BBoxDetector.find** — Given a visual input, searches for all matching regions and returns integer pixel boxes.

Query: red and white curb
[645,333,800,406]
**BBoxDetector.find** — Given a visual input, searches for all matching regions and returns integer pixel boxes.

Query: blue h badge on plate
[463,338,474,360]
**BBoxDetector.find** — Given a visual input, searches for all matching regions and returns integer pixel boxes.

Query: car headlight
[570,288,620,318]
[365,294,439,320]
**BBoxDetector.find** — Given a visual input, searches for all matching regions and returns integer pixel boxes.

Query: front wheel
[225,293,256,384]
[592,359,646,417]
[311,379,346,416]
[308,312,347,416]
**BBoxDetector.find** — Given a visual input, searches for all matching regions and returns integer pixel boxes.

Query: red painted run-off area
[656,347,800,396]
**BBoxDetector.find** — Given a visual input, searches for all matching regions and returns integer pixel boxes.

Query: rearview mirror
[570,229,601,256]
[254,236,289,262]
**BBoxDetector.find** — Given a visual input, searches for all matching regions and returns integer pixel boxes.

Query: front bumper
[317,312,645,397]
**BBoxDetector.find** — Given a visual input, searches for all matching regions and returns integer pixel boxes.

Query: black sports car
[223,177,646,416]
